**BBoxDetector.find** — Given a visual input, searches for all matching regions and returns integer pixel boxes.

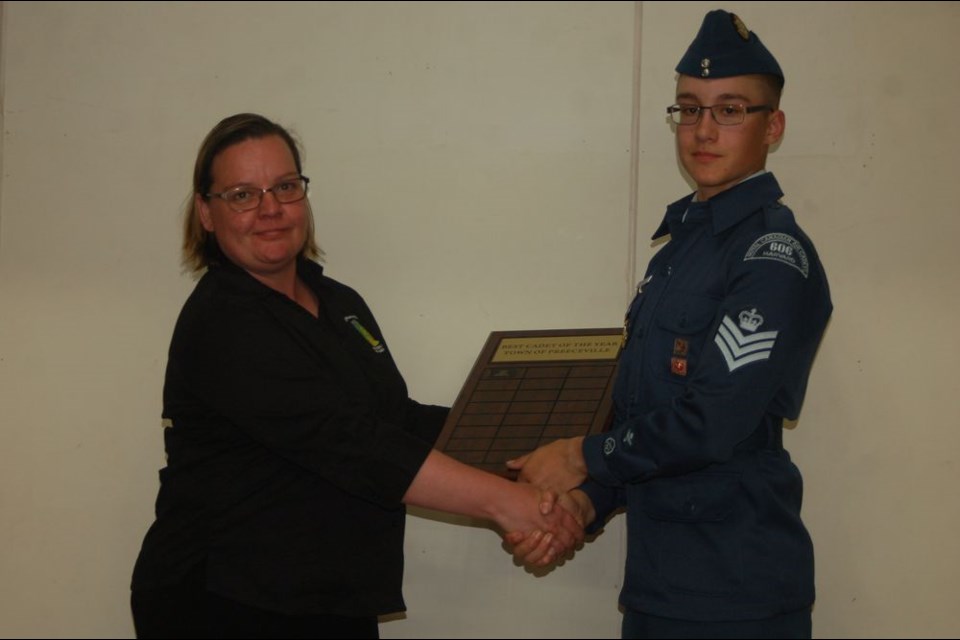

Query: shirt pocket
[652,292,719,383]
[637,472,743,595]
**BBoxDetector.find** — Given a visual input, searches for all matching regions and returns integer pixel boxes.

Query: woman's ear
[197,194,215,232]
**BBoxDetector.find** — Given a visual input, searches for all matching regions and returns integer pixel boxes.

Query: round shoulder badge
[731,13,750,41]
[744,233,810,278]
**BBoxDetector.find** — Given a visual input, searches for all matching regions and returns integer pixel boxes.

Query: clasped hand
[503,437,593,567]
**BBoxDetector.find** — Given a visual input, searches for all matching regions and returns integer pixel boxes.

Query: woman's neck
[248,264,318,318]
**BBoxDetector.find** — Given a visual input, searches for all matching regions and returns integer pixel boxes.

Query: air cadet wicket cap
[676,10,783,84]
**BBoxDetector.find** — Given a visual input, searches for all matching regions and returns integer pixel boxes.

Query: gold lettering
[493,335,621,363]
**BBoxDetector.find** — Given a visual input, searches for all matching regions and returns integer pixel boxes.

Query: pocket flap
[655,293,717,334]
[641,473,740,522]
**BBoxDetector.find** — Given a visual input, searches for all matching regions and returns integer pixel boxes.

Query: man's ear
[765,109,786,146]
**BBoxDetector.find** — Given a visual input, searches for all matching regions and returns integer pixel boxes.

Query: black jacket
[132,258,447,616]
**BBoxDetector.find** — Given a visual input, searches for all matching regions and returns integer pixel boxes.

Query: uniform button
[661,265,672,277]
[603,437,617,455]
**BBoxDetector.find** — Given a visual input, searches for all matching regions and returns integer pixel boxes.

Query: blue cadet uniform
[581,172,831,621]
[577,9,832,628]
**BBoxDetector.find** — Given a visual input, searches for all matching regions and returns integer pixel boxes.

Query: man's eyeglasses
[666,104,773,126]
[205,176,310,212]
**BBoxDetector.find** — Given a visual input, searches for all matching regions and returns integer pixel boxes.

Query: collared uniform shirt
[132,258,447,617]
[581,173,832,621]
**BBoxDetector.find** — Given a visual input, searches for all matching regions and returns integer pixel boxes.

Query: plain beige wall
[0,2,958,638]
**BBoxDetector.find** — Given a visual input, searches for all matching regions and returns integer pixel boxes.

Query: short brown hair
[181,113,321,275]
[757,74,784,109]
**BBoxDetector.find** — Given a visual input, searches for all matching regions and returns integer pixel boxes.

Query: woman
[131,113,581,639]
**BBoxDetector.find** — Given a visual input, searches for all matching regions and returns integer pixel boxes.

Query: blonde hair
[181,113,321,275]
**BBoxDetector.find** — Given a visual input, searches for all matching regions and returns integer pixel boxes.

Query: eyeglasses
[666,104,774,126]
[205,176,310,212]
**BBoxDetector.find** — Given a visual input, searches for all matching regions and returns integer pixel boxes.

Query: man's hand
[506,436,587,493]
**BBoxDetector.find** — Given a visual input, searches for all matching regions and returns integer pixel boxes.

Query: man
[508,10,832,639]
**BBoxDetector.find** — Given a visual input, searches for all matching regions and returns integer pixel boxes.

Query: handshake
[501,436,597,568]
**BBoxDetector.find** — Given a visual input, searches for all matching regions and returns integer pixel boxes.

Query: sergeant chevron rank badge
[714,308,779,372]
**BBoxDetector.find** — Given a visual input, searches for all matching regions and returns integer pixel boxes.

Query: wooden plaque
[436,328,623,479]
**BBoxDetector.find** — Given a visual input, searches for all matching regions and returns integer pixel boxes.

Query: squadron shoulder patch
[744,233,810,278]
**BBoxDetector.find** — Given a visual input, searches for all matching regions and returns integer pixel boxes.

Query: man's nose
[695,109,719,140]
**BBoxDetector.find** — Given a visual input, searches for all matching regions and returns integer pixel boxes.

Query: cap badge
[731,14,750,41]
[700,57,711,78]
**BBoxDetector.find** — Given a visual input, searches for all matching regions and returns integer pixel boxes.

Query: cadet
[508,9,832,639]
